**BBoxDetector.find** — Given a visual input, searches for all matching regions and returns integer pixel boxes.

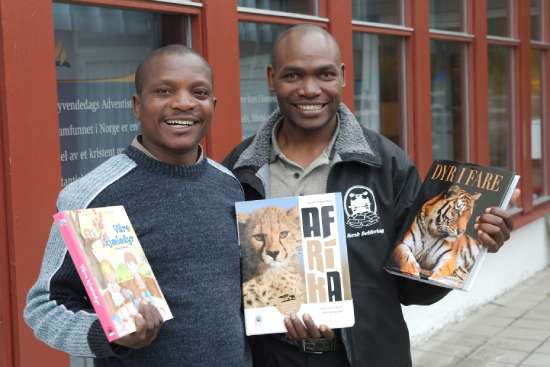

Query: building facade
[1,1,549,366]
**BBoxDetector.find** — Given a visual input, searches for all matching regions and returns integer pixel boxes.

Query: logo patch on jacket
[344,185,380,229]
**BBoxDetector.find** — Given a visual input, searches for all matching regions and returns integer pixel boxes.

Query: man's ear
[132,95,141,120]
[267,65,275,92]
[212,96,217,110]
[340,63,346,87]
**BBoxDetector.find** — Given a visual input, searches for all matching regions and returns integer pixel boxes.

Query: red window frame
[351,2,413,152]
[0,1,204,366]
[4,2,550,366]
[518,0,550,224]
[409,0,474,174]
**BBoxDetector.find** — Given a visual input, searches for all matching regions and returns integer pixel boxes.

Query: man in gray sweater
[24,45,251,367]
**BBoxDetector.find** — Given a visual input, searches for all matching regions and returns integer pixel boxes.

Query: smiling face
[268,28,345,133]
[133,52,215,165]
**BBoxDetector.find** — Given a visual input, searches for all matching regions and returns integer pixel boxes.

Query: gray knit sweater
[24,146,251,367]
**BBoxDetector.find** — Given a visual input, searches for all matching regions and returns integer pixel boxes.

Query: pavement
[411,267,550,367]
[71,267,550,367]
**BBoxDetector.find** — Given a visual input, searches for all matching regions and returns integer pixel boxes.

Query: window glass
[431,41,467,161]
[352,0,403,25]
[487,0,512,37]
[237,0,318,15]
[353,33,405,147]
[488,45,513,169]
[531,0,542,41]
[54,3,190,187]
[239,22,289,139]
[531,49,547,199]
[430,0,465,32]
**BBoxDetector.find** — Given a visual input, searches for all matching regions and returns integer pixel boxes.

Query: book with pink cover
[53,205,173,342]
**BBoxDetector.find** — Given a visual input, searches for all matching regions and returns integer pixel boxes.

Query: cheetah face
[251,228,291,266]
[239,206,301,271]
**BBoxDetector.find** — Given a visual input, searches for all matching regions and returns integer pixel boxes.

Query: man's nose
[298,77,321,97]
[170,91,196,110]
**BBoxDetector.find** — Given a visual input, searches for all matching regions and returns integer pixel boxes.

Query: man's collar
[270,116,340,165]
[131,136,204,164]
[269,118,284,163]
[234,103,381,170]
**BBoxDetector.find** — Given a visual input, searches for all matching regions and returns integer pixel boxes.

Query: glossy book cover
[54,205,173,341]
[236,193,355,335]
[385,160,519,290]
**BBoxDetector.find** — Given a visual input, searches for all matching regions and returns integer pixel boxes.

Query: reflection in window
[352,0,403,25]
[488,45,513,170]
[531,0,542,41]
[237,0,318,15]
[54,3,189,187]
[353,33,405,147]
[239,22,289,139]
[430,0,465,32]
[487,0,512,37]
[531,49,547,199]
[431,41,467,161]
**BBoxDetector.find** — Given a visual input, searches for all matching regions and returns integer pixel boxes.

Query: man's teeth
[297,104,323,111]
[165,120,195,126]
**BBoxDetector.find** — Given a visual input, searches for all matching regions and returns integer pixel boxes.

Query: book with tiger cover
[53,205,173,342]
[235,193,355,336]
[385,160,520,290]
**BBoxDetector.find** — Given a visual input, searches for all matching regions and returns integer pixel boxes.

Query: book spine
[500,175,520,209]
[53,212,120,342]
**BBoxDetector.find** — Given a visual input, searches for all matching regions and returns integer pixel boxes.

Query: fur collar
[234,103,380,169]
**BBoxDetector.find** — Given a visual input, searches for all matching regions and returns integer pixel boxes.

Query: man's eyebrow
[189,81,213,89]
[278,65,304,73]
[148,76,211,86]
[279,64,339,73]
[316,64,339,71]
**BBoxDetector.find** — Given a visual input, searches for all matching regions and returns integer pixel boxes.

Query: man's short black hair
[270,24,341,70]
[134,44,212,95]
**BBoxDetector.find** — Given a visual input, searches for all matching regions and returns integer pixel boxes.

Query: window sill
[511,200,550,230]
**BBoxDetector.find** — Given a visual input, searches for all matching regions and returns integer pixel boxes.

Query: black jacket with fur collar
[223,104,449,367]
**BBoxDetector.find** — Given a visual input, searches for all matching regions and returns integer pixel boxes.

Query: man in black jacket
[224,24,516,367]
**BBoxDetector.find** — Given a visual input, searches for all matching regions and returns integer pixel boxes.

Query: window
[53,3,191,187]
[430,0,466,32]
[351,0,408,148]
[430,41,467,161]
[428,1,470,161]
[237,0,318,15]
[529,0,549,203]
[531,0,542,41]
[352,0,403,25]
[237,0,326,139]
[487,0,513,37]
[239,22,289,139]
[531,49,546,199]
[353,33,405,146]
[487,45,514,170]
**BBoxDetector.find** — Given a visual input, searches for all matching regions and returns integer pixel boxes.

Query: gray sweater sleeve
[24,154,137,358]
[23,223,118,358]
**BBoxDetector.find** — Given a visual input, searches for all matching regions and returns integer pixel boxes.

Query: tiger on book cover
[391,185,482,285]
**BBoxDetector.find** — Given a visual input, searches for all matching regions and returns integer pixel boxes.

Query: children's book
[53,205,173,342]
[385,160,520,290]
[236,193,355,336]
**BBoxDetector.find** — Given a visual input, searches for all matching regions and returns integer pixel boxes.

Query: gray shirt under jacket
[269,117,340,198]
